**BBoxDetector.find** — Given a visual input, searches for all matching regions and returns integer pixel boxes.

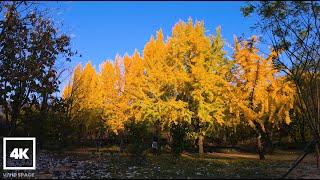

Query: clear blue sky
[45,2,259,94]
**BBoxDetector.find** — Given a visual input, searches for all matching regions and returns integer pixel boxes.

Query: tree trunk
[4,106,9,134]
[266,129,274,153]
[8,111,18,136]
[316,143,320,168]
[257,133,265,160]
[119,132,125,153]
[198,134,204,156]
[154,121,161,141]
[153,121,161,154]
[166,132,171,144]
[300,120,307,144]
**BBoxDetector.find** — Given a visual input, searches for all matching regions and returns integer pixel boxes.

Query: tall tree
[0,2,74,136]
[63,63,103,142]
[241,1,320,157]
[138,27,193,154]
[166,19,231,155]
[232,36,295,160]
[99,59,122,134]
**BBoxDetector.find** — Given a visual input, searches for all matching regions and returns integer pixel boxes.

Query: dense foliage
[62,19,296,158]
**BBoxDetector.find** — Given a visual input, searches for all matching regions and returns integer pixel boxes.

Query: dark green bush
[125,121,152,156]
[170,122,189,154]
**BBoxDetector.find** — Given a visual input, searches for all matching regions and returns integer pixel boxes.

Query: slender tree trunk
[223,132,227,146]
[3,82,10,134]
[166,132,169,143]
[266,129,274,153]
[154,121,161,140]
[270,130,274,150]
[119,131,125,153]
[8,110,19,136]
[153,120,161,154]
[300,119,307,144]
[257,133,265,160]
[316,143,320,168]
[198,134,204,156]
[38,94,48,149]
[4,105,10,134]
[300,131,306,144]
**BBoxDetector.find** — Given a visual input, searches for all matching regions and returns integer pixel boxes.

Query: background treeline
[0,1,318,160]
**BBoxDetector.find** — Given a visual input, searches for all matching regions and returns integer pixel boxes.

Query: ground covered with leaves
[1,148,320,179]
[5,147,320,179]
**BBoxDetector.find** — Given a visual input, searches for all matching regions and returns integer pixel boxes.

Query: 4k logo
[3,137,36,170]
[10,148,30,159]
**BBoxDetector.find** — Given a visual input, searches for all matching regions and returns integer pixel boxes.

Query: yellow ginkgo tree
[166,19,232,155]
[232,36,295,160]
[99,56,123,135]
[99,52,147,150]
[137,29,193,138]
[63,62,104,142]
[61,19,297,157]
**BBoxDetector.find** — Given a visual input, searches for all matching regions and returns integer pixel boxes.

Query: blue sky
[45,2,259,94]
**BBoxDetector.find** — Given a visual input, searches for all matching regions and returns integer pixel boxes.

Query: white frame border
[3,137,36,170]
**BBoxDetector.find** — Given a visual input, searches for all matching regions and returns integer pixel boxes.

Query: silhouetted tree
[0,1,74,136]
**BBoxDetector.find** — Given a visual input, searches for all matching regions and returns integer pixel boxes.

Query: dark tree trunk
[153,120,161,154]
[198,134,204,156]
[257,133,265,160]
[8,110,19,136]
[300,119,307,144]
[154,120,161,141]
[266,128,274,153]
[119,131,125,153]
[38,93,49,149]
[316,143,320,168]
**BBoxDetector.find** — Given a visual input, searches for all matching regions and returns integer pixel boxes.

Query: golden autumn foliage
[137,25,194,128]
[232,36,295,131]
[62,19,296,156]
[99,57,123,134]
[231,36,296,159]
[62,63,105,139]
